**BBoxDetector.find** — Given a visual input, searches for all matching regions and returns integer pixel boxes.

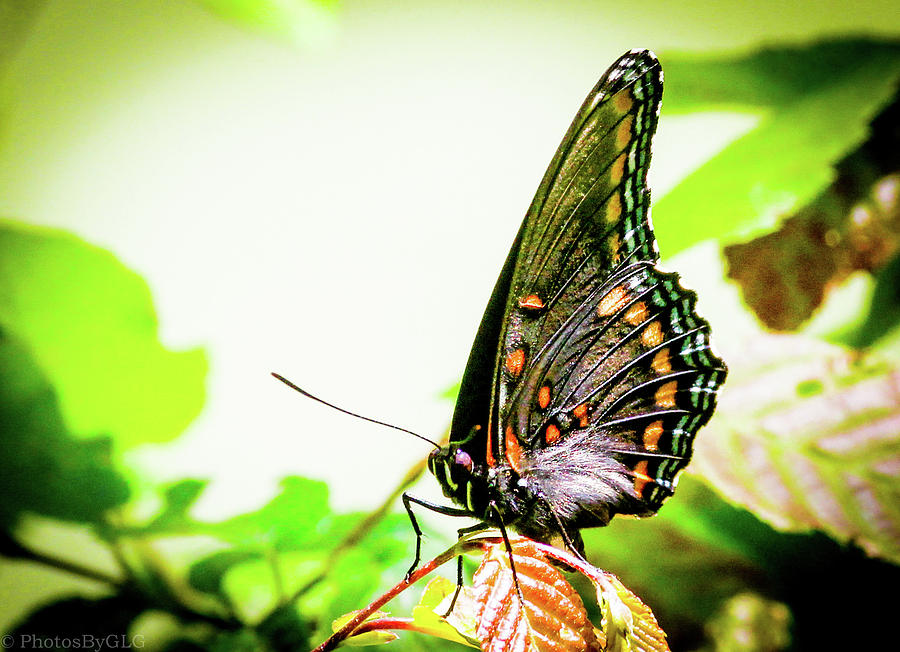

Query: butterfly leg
[488,502,525,606]
[442,522,490,617]
[549,508,587,561]
[401,492,473,581]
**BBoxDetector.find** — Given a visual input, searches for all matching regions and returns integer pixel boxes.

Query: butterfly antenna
[271,372,442,450]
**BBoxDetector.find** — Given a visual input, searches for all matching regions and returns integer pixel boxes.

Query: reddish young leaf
[317,535,668,651]
[469,538,600,652]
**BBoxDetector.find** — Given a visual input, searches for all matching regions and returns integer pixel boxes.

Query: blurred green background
[1,1,900,650]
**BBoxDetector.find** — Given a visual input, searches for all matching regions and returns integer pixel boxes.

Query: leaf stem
[311,537,475,652]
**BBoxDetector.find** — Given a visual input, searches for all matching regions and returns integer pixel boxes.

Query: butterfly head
[427,444,494,516]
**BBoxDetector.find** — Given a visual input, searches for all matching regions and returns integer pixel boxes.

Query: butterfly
[404,49,727,565]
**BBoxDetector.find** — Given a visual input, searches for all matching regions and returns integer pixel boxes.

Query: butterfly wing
[449,49,726,527]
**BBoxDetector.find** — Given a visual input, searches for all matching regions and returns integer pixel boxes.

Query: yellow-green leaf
[594,572,669,652]
[411,577,478,648]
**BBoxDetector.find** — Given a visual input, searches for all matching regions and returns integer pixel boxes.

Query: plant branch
[311,537,480,652]
[348,617,418,634]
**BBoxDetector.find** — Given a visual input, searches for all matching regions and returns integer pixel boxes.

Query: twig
[311,537,477,652]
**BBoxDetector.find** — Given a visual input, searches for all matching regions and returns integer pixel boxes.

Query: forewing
[449,49,665,462]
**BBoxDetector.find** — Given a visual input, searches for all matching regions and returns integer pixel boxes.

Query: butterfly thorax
[427,444,565,542]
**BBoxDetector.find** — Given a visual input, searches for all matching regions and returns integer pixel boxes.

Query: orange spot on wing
[609,152,627,185]
[609,232,621,263]
[545,423,561,444]
[612,91,634,114]
[505,425,523,474]
[643,420,663,451]
[505,349,526,377]
[573,403,588,427]
[641,321,664,347]
[518,294,544,311]
[598,286,629,316]
[651,348,672,374]
[615,115,634,150]
[605,193,622,224]
[485,429,496,468]
[654,381,678,408]
[624,301,648,326]
[633,460,653,497]
[538,385,551,410]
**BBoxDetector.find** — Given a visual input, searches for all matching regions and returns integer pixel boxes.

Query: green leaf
[144,479,210,532]
[692,333,900,563]
[593,571,669,652]
[256,601,314,651]
[209,476,331,550]
[314,548,386,629]
[654,38,900,255]
[663,39,900,113]
[0,327,130,527]
[722,90,900,333]
[332,611,400,647]
[842,250,900,348]
[317,511,410,564]
[186,479,410,633]
[0,219,207,449]
[188,549,263,597]
[343,630,399,647]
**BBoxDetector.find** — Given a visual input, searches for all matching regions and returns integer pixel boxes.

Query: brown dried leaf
[725,173,900,332]
[470,538,600,652]
[725,88,900,332]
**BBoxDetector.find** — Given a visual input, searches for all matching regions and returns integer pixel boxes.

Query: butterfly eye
[454,449,473,472]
